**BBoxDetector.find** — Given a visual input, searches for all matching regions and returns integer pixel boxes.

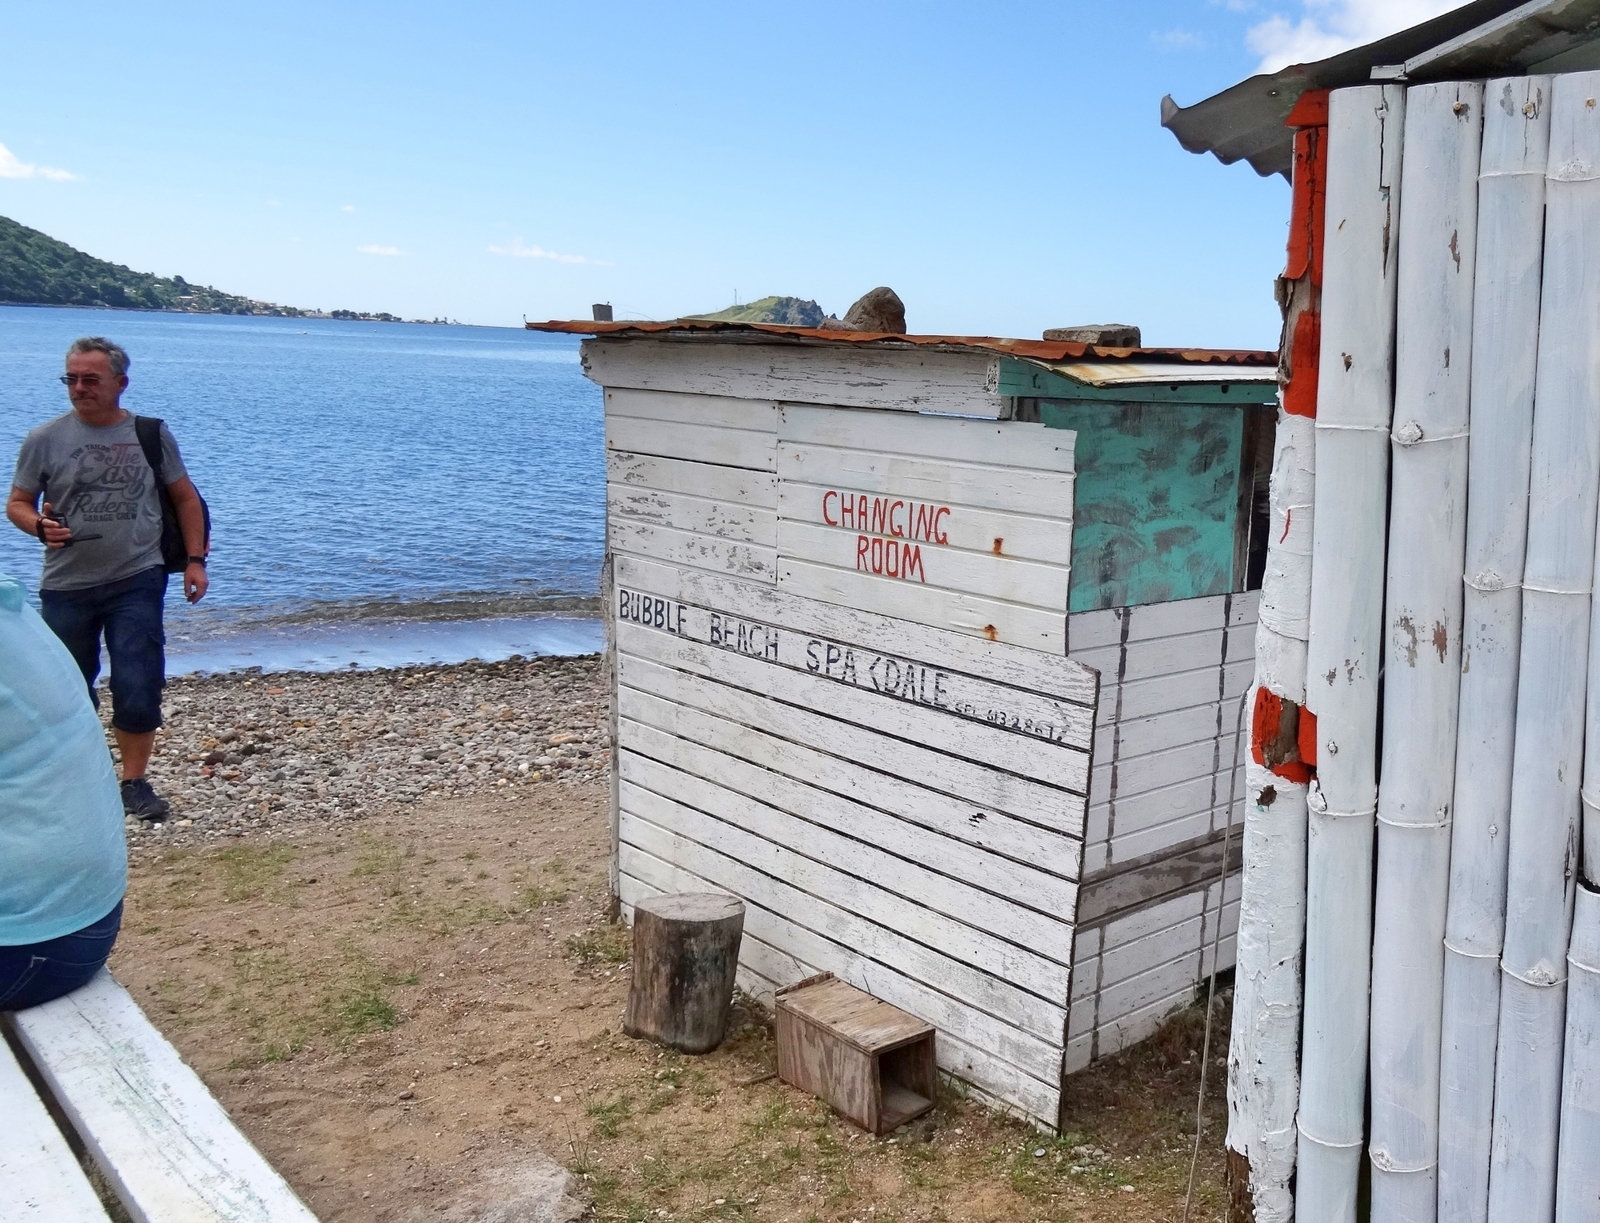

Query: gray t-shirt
[12,411,188,591]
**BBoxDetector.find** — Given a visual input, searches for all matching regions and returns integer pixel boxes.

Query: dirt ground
[113,779,1233,1222]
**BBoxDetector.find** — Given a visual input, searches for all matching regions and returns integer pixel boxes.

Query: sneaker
[121,777,171,822]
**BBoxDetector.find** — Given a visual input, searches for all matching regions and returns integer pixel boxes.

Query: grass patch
[565,923,630,965]
[518,882,569,910]
[217,844,296,902]
[338,988,400,1034]
[588,1093,632,1138]
[350,836,406,878]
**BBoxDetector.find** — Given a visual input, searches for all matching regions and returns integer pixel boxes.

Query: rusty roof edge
[525,318,1276,367]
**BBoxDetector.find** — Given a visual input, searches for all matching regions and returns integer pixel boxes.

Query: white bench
[2,969,318,1222]
[0,1030,110,1220]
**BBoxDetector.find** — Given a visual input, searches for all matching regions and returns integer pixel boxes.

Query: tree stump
[624,893,746,1054]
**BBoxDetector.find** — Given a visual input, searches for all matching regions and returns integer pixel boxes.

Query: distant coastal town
[0,214,453,323]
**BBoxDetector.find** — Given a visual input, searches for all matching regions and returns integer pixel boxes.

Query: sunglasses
[60,374,106,387]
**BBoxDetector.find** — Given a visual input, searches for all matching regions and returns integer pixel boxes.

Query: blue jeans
[0,901,123,1011]
[40,566,168,734]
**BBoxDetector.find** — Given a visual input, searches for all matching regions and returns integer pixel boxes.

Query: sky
[0,0,1459,348]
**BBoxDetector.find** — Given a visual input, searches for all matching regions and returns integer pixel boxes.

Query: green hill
[690,295,824,327]
[0,215,404,320]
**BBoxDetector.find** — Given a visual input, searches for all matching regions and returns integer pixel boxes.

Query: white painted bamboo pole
[1555,882,1600,1221]
[1299,82,1406,1223]
[1439,75,1551,1223]
[1228,408,1314,1223]
[1487,68,1600,1223]
[1368,79,1483,1223]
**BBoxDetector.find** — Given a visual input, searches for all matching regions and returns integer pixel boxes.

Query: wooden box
[775,973,937,1134]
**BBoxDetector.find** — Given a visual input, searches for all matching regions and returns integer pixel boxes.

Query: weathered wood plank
[584,338,1005,417]
[778,404,1074,470]
[779,444,1075,515]
[614,828,1065,1081]
[606,386,779,431]
[778,480,1074,566]
[9,970,319,1223]
[1091,735,1237,801]
[606,415,776,471]
[608,481,777,546]
[1092,697,1247,766]
[617,681,1081,877]
[0,1032,111,1221]
[619,732,1079,956]
[607,451,778,509]
[617,780,1073,1016]
[618,554,1097,706]
[620,686,1082,875]
[1084,811,1227,876]
[1105,659,1254,726]
[616,658,1086,833]
[609,519,777,583]
[1066,592,1260,652]
[614,597,1093,754]
[776,519,1071,612]
[777,558,1065,653]
[1076,830,1244,928]
[1087,777,1245,845]
[616,624,1088,794]
[1070,624,1247,686]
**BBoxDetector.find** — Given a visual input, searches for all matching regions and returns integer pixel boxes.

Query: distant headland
[0,215,448,323]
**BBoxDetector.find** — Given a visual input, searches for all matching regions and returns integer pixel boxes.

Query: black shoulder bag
[133,415,210,573]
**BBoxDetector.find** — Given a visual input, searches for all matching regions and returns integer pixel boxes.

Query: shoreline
[127,653,607,843]
[166,612,604,676]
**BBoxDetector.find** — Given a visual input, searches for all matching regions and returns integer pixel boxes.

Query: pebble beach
[120,652,608,842]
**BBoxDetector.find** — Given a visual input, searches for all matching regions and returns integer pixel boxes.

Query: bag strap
[133,415,165,485]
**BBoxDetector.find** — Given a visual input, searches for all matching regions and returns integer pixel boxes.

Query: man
[6,337,209,821]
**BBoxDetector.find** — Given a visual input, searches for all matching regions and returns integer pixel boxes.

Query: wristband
[187,556,207,568]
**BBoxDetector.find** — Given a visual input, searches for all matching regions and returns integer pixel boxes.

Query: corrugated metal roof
[525,318,1276,367]
[1162,0,1600,178]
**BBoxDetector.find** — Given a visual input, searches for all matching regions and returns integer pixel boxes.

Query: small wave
[174,590,601,638]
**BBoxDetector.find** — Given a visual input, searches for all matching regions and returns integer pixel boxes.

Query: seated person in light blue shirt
[0,571,127,1010]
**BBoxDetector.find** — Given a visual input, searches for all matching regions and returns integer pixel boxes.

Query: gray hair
[66,336,130,377]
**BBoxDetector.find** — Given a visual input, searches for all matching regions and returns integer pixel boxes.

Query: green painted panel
[1040,400,1244,612]
[1000,357,1279,405]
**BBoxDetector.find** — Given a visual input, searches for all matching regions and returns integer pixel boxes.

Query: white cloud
[1153,28,1207,50]
[342,204,356,213]
[357,244,405,256]
[0,141,76,181]
[1247,0,1461,73]
[488,237,614,266]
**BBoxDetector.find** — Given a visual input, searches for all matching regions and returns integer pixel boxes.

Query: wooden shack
[530,318,1278,1126]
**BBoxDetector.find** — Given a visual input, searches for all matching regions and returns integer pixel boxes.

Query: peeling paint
[1432,620,1449,664]
[1397,615,1419,667]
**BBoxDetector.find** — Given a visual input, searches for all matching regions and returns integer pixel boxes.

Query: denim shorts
[39,566,168,734]
[0,900,124,1011]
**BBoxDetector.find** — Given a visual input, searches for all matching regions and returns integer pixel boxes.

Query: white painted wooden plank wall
[774,405,1074,651]
[1071,593,1257,876]
[597,380,1096,1126]
[611,562,1095,1126]
[585,338,1006,417]
[594,358,1257,1120]
[1064,592,1254,1067]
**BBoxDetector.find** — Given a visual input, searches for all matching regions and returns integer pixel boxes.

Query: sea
[0,305,606,673]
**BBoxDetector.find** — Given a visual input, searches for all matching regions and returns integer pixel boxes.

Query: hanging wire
[1183,686,1251,1222]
